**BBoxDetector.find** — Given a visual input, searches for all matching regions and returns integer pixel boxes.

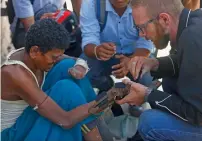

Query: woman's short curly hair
[25,19,70,54]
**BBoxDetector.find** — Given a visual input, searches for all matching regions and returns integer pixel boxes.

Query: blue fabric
[80,0,154,54]
[138,109,202,141]
[1,59,97,141]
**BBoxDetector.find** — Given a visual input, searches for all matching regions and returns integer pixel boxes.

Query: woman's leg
[1,79,96,141]
[43,58,96,102]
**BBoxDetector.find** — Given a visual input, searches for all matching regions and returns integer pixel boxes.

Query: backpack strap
[95,0,108,32]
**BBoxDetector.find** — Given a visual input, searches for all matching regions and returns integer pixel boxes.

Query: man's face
[30,47,65,72]
[132,6,170,49]
[110,0,130,8]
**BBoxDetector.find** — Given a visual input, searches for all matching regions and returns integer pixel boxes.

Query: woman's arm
[6,65,95,129]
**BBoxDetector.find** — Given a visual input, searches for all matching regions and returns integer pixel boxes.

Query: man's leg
[138,109,202,141]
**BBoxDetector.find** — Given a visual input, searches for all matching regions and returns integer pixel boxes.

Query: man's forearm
[147,90,202,126]
[151,54,179,78]
[71,0,82,18]
[20,16,35,31]
[130,48,150,58]
[84,44,97,59]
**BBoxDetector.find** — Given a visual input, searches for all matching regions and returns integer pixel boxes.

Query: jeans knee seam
[146,128,202,139]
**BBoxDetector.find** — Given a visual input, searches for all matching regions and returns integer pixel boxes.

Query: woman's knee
[49,59,76,75]
[43,59,76,89]
[54,59,76,74]
[57,58,76,68]
[47,79,87,110]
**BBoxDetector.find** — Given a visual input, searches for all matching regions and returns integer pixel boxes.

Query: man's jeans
[80,53,153,90]
[138,109,202,141]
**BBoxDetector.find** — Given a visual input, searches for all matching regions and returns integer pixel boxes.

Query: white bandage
[74,58,90,74]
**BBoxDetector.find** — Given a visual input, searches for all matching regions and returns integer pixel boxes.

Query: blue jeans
[138,109,202,141]
[80,53,153,88]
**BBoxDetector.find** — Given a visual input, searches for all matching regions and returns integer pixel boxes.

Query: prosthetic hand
[89,82,131,114]
[68,58,89,79]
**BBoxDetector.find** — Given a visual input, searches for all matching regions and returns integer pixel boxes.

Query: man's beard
[153,24,170,50]
[153,34,170,50]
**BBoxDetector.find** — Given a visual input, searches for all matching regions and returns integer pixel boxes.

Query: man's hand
[95,43,116,61]
[40,13,56,20]
[116,79,148,106]
[112,55,131,78]
[20,17,35,31]
[68,65,86,79]
[128,57,159,80]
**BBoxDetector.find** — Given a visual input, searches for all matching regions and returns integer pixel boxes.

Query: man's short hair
[25,19,70,53]
[130,0,184,18]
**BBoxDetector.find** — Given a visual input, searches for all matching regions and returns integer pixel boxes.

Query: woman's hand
[68,65,87,79]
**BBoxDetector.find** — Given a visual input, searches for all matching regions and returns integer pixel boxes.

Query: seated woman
[1,19,103,141]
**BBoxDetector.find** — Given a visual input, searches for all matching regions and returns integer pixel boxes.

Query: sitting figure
[1,19,103,141]
[80,0,155,91]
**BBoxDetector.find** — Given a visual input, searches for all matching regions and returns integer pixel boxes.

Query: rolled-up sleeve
[12,0,34,18]
[80,0,100,50]
[135,37,154,52]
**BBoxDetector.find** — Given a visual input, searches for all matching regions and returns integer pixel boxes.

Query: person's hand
[116,79,148,106]
[68,65,86,79]
[128,56,159,80]
[112,54,131,78]
[40,13,56,20]
[95,43,116,61]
